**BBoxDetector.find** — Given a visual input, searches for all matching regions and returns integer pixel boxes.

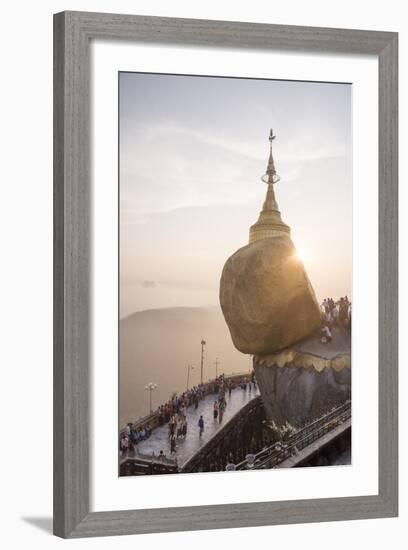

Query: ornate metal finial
[261,128,280,184]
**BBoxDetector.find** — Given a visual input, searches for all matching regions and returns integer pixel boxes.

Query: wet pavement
[135,384,259,467]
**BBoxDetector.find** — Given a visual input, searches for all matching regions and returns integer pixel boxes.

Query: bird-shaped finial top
[262,128,280,184]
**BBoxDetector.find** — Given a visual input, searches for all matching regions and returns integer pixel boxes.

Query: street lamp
[144,382,158,413]
[186,365,194,391]
[214,357,220,378]
[200,339,206,385]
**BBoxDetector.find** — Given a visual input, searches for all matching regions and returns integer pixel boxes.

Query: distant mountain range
[120,305,250,426]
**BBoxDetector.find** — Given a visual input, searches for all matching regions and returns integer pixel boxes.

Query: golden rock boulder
[219,235,322,355]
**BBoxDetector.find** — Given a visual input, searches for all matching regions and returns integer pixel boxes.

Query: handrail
[120,449,178,467]
[236,401,351,470]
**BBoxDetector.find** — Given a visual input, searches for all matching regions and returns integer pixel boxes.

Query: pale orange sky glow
[119,72,352,318]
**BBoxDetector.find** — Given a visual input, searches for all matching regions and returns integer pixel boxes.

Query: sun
[295,246,313,265]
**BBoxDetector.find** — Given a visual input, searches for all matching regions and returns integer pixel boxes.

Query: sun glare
[295,246,313,265]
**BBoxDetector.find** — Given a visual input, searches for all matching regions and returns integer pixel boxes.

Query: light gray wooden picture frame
[53,10,398,539]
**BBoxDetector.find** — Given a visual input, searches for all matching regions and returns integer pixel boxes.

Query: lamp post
[214,357,220,378]
[186,364,194,391]
[144,382,158,414]
[200,339,206,385]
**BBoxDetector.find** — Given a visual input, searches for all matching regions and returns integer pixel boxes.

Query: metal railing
[120,454,179,475]
[120,449,177,467]
[235,401,351,470]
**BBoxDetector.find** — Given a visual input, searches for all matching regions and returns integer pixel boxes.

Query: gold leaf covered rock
[219,235,322,355]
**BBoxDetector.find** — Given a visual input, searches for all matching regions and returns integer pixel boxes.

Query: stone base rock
[254,327,351,427]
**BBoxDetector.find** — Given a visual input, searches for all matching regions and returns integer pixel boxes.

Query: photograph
[118,71,352,476]
[0,1,400,544]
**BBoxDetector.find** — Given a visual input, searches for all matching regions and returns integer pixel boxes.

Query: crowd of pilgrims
[120,423,153,455]
[320,296,352,343]
[120,373,256,457]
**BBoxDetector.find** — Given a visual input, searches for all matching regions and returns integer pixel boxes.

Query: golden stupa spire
[249,129,290,244]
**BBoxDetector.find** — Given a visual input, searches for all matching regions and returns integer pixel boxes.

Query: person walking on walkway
[169,415,176,438]
[219,401,225,423]
[170,433,177,454]
[198,415,204,437]
[213,401,218,421]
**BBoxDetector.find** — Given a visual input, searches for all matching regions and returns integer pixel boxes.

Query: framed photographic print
[54,11,398,538]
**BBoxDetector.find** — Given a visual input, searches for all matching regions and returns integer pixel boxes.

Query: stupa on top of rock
[219,129,351,427]
[219,129,322,356]
[249,128,290,243]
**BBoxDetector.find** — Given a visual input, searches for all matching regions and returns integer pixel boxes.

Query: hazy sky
[119,72,352,318]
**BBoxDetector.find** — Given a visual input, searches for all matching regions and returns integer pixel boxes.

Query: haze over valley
[120,305,251,426]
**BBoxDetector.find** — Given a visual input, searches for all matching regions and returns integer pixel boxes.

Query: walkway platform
[135,385,259,467]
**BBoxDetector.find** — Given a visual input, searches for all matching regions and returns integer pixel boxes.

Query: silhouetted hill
[120,306,250,426]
